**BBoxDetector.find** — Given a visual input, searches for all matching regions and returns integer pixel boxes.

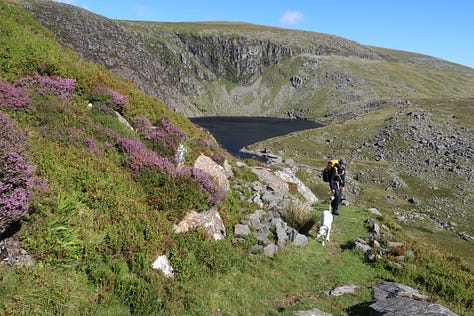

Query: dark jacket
[329,164,345,191]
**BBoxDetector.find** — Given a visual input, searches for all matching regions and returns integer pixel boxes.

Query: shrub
[174,167,224,206]
[169,230,241,282]
[124,151,176,176]
[281,199,314,233]
[0,152,34,234]
[15,73,77,100]
[0,113,45,234]
[89,87,128,113]
[0,81,32,111]
[95,125,121,141]
[83,137,101,156]
[0,113,27,153]
[40,126,86,147]
[211,153,225,164]
[116,137,146,155]
[131,116,188,158]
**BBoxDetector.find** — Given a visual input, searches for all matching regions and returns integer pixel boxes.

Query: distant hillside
[20,0,474,120]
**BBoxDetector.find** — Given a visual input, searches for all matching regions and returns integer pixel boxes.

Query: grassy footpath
[178,205,392,315]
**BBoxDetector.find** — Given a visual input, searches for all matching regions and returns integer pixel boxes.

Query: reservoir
[190,116,323,159]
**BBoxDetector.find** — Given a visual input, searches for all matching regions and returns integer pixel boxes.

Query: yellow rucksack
[322,159,339,182]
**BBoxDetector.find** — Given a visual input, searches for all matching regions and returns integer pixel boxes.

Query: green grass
[172,205,392,316]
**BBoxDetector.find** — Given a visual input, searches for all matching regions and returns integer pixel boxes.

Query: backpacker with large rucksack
[322,159,340,182]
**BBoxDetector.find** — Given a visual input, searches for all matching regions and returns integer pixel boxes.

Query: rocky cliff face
[20,0,474,120]
[18,0,378,117]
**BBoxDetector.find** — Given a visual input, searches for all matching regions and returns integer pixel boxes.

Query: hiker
[328,159,346,215]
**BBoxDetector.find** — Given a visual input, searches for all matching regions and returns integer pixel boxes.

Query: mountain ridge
[20,0,474,119]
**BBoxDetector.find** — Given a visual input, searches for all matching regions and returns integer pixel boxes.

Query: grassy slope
[1,2,473,315]
[251,97,474,257]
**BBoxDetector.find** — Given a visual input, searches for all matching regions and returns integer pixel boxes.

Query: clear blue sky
[54,0,474,69]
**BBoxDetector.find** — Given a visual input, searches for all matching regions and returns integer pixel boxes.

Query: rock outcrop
[369,282,457,316]
[193,153,230,192]
[0,237,33,268]
[173,207,226,240]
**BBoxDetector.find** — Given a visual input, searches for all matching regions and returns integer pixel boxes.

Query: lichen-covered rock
[173,207,226,240]
[194,154,230,192]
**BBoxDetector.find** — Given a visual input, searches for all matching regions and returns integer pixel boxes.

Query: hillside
[19,0,474,120]
[1,1,473,315]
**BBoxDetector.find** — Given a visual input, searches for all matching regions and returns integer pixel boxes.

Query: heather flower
[130,116,152,130]
[15,73,76,101]
[0,113,27,154]
[131,116,188,157]
[0,152,34,234]
[90,87,128,112]
[124,150,176,176]
[0,114,45,234]
[116,137,146,155]
[157,118,188,143]
[83,137,101,156]
[95,125,120,141]
[107,89,127,107]
[211,153,225,164]
[41,126,85,146]
[0,81,32,111]
[200,138,212,148]
[173,167,224,206]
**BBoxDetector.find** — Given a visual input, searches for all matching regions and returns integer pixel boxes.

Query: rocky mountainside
[20,0,474,120]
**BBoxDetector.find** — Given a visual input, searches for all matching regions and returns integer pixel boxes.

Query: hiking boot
[332,210,340,215]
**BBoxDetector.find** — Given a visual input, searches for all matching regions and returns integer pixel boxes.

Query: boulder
[234,224,251,236]
[372,281,429,301]
[293,308,332,316]
[263,244,278,257]
[173,207,226,240]
[288,228,308,247]
[151,255,174,278]
[194,154,230,192]
[274,166,318,204]
[369,297,457,316]
[326,284,359,296]
[0,237,33,268]
[250,167,289,196]
[175,143,187,169]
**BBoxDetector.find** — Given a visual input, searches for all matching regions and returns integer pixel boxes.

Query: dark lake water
[190,116,323,159]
